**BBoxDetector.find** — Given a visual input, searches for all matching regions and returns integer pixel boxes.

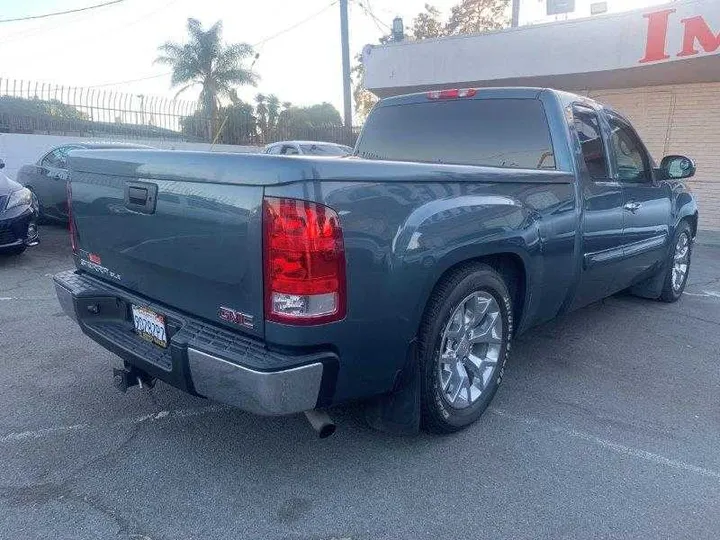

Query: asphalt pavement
[1,225,719,540]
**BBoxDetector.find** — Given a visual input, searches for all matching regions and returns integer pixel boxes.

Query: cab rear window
[356,98,555,170]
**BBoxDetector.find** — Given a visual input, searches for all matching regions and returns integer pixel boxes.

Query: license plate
[131,305,167,348]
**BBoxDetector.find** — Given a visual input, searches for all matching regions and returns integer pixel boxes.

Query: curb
[696,229,720,247]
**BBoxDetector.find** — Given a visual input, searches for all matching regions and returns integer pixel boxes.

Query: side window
[281,145,299,155]
[573,107,609,180]
[607,115,650,183]
[266,145,281,155]
[41,148,63,168]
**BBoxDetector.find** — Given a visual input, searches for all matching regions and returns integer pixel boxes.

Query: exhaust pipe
[304,410,336,438]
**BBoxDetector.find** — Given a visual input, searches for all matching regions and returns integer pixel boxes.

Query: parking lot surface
[1,225,719,540]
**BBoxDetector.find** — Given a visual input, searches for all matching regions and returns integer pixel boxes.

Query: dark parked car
[54,88,698,436]
[0,158,39,255]
[263,140,353,156]
[16,142,151,222]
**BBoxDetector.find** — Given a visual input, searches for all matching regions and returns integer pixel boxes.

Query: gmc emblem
[218,306,255,329]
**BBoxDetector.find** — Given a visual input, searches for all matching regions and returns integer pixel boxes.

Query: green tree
[352,0,510,121]
[352,52,378,121]
[267,94,280,129]
[254,93,268,141]
[276,102,343,141]
[155,18,258,140]
[444,0,510,35]
[0,96,87,120]
[411,4,445,39]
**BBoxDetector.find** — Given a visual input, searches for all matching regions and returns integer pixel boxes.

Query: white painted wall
[364,0,720,94]
[0,133,261,179]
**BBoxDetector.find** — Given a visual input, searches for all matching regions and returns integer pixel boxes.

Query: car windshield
[299,144,349,156]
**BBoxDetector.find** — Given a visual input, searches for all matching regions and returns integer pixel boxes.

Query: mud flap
[364,340,421,435]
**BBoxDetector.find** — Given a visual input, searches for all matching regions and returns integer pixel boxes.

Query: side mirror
[660,155,696,180]
[0,159,5,169]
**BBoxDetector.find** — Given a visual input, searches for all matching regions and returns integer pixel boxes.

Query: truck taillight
[426,88,477,100]
[263,197,346,325]
[66,181,77,254]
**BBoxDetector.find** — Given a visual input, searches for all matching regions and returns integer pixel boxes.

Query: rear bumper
[53,270,336,415]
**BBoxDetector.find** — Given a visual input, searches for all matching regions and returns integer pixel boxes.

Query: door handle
[623,201,641,213]
[124,181,157,214]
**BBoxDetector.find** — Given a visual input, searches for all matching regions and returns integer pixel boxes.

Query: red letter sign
[639,9,675,63]
[678,15,720,57]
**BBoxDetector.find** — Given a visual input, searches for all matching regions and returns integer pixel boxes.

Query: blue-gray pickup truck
[54,88,698,436]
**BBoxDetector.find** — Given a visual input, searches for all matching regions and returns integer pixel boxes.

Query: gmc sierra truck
[54,88,698,436]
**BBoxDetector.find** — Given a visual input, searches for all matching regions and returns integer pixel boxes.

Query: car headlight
[5,187,32,211]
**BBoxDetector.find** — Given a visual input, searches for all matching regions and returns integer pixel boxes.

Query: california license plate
[131,305,167,348]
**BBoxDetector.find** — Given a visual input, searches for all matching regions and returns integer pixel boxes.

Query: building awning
[364,0,720,96]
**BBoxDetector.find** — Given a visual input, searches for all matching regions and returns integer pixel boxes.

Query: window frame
[605,112,653,184]
[572,104,613,182]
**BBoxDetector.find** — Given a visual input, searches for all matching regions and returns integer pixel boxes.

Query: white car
[263,141,353,157]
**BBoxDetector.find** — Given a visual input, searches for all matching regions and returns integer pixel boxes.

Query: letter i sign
[640,8,720,63]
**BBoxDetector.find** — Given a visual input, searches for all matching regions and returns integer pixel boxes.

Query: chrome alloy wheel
[672,232,690,293]
[438,291,503,409]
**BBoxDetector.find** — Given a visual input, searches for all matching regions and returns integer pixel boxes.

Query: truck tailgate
[68,151,264,338]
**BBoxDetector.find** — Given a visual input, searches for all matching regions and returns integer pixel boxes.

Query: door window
[281,145,299,155]
[573,107,609,179]
[41,148,65,168]
[607,115,650,182]
[41,146,78,169]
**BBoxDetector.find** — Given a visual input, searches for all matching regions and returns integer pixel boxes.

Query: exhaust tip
[304,410,337,438]
[318,423,336,439]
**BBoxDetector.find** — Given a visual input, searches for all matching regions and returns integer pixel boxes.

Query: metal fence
[0,78,359,146]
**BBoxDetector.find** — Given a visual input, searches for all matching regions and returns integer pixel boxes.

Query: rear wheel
[419,264,513,434]
[660,222,692,302]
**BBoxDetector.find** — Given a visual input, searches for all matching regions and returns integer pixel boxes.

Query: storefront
[363,0,720,230]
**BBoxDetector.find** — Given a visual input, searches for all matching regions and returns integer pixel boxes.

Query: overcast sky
[0,0,667,117]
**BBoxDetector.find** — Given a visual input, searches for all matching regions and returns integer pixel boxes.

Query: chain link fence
[0,78,359,146]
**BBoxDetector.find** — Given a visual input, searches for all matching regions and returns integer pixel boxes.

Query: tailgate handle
[124,181,157,214]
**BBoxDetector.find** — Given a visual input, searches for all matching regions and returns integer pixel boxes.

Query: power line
[0,0,127,24]
[72,2,337,89]
[252,1,337,47]
[85,72,172,88]
[0,0,177,46]
[351,0,391,32]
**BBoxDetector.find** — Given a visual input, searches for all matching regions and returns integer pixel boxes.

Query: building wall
[589,82,720,231]
[0,133,260,180]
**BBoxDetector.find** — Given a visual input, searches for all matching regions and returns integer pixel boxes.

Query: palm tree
[155,18,258,140]
[255,93,268,141]
[267,94,280,134]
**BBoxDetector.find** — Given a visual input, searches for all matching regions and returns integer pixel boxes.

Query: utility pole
[511,0,521,27]
[339,0,352,142]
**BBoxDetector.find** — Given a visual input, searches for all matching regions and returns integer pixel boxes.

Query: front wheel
[419,264,513,434]
[660,222,693,303]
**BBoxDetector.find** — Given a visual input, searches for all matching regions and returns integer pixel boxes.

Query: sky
[0,0,669,119]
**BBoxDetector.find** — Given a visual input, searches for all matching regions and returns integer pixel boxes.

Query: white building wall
[364,0,720,94]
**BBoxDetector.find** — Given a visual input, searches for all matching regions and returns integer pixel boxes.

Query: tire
[419,263,513,434]
[659,221,693,303]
